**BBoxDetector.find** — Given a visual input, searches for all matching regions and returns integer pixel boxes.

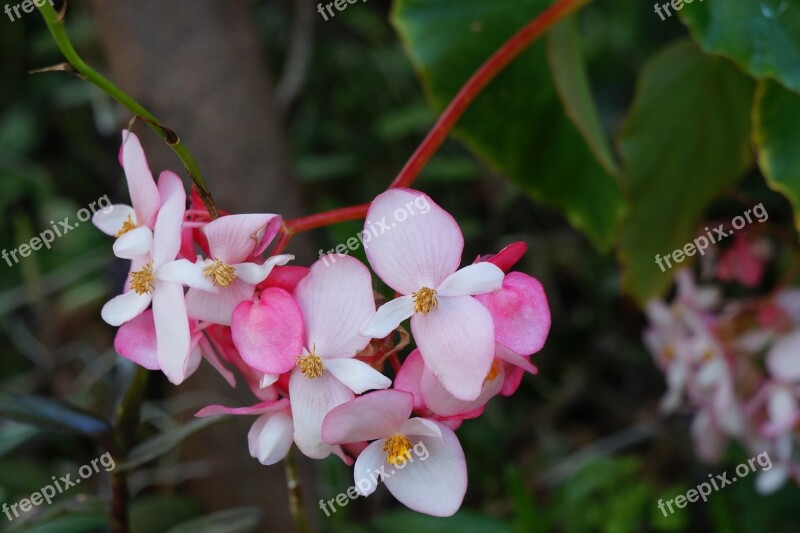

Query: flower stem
[35,2,220,219]
[285,448,310,533]
[277,0,590,244]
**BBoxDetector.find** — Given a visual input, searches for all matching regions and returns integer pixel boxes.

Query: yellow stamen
[383,435,412,465]
[484,361,500,384]
[662,345,675,361]
[115,215,137,238]
[130,261,155,295]
[297,346,324,379]
[203,259,237,287]
[412,287,438,314]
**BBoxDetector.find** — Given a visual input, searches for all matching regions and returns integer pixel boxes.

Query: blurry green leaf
[392,0,625,249]
[0,393,109,438]
[753,79,800,231]
[295,153,360,182]
[680,0,800,93]
[373,510,511,533]
[131,496,204,533]
[617,40,755,303]
[547,16,619,177]
[12,514,108,532]
[119,416,227,471]
[507,467,550,533]
[0,422,40,457]
[376,104,436,140]
[164,507,264,533]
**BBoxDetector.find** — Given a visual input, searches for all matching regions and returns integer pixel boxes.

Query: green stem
[285,448,310,533]
[35,2,219,219]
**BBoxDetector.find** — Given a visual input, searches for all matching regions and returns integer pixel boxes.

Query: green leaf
[680,0,800,93]
[118,416,227,471]
[373,510,511,533]
[753,79,800,230]
[392,0,625,249]
[164,507,264,533]
[0,393,109,438]
[617,40,755,303]
[547,16,620,177]
[131,495,204,533]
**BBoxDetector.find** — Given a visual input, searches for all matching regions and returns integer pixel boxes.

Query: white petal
[157,259,218,291]
[360,295,415,338]
[235,254,295,285]
[756,465,788,495]
[353,439,388,497]
[248,411,294,466]
[260,373,279,389]
[400,418,442,440]
[436,263,504,297]
[101,291,152,326]
[112,226,153,260]
[325,358,392,394]
[93,204,136,236]
[185,279,254,326]
[152,281,192,385]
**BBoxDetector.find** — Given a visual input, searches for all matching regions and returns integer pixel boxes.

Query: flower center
[297,347,324,379]
[383,435,413,465]
[203,259,237,287]
[130,261,155,295]
[412,287,438,314]
[115,215,138,238]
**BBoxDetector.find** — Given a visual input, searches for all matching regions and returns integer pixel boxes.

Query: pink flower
[185,214,293,326]
[101,172,215,384]
[92,131,161,259]
[360,189,504,401]
[322,389,467,517]
[715,234,769,287]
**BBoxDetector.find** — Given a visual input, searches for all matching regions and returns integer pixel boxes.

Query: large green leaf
[617,40,755,303]
[392,0,625,249]
[0,393,109,438]
[680,0,800,93]
[753,79,800,230]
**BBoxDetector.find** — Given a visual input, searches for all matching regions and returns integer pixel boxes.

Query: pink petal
[394,350,428,411]
[420,361,503,417]
[196,398,290,417]
[400,418,443,439]
[202,214,282,264]
[411,295,495,401]
[186,279,254,326]
[101,291,152,326]
[494,344,539,376]
[120,130,160,227]
[259,265,309,293]
[289,369,354,459]
[360,295,415,338]
[767,385,798,433]
[152,280,191,385]
[231,288,304,374]
[152,171,186,267]
[295,256,375,358]
[501,364,525,396]
[383,421,467,517]
[324,358,392,394]
[353,439,388,497]
[93,204,135,236]
[767,332,800,382]
[322,390,413,445]
[158,259,218,292]
[114,310,159,370]
[112,226,153,260]
[235,254,294,285]
[364,188,463,295]
[474,272,551,356]
[481,242,527,272]
[248,411,294,465]
[436,263,504,297]
[198,337,237,388]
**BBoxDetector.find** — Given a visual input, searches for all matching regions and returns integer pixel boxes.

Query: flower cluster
[96,132,551,516]
[644,233,800,494]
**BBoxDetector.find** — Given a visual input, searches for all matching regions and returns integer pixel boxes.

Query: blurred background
[1,0,799,531]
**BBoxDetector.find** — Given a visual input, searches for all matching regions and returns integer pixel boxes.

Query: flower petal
[353,439,388,497]
[158,259,218,291]
[231,288,305,374]
[235,254,294,285]
[383,422,467,517]
[411,296,495,401]
[474,272,551,355]
[93,204,135,236]
[152,171,186,267]
[767,331,800,382]
[121,130,160,227]
[248,411,294,465]
[420,361,503,418]
[152,280,192,385]
[364,188,463,294]
[322,390,412,445]
[394,349,427,411]
[114,310,159,370]
[494,344,539,376]
[436,263,504,297]
[324,358,392,394]
[202,214,282,264]
[196,398,290,417]
[295,256,375,358]
[101,291,152,326]
[288,369,354,459]
[112,226,153,260]
[360,295,415,339]
[185,279,254,326]
[481,242,527,272]
[400,417,443,440]
[198,337,237,387]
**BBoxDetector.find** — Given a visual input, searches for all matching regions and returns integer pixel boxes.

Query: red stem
[277,0,588,248]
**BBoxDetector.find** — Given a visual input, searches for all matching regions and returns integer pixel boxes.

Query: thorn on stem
[28,62,84,79]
